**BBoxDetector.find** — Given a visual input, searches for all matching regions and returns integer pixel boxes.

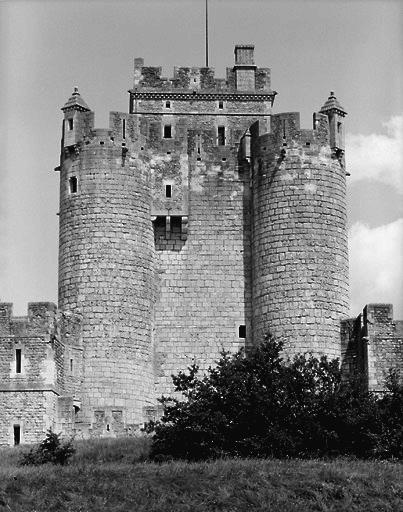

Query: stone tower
[249,99,349,359]
[58,88,157,434]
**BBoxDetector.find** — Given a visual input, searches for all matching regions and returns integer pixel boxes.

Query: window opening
[218,126,226,146]
[165,184,172,198]
[165,100,171,108]
[100,141,104,145]
[69,176,78,194]
[13,425,21,446]
[218,100,224,109]
[16,349,22,373]
[337,121,342,134]
[67,118,73,131]
[70,358,73,373]
[163,125,172,138]
[239,325,246,338]
[106,424,110,432]
[122,119,126,139]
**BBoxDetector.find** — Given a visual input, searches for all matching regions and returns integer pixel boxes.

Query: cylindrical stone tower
[58,89,156,435]
[251,96,349,360]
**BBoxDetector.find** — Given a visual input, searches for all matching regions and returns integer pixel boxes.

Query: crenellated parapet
[131,45,273,97]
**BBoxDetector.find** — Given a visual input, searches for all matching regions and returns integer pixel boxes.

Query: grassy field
[0,438,402,512]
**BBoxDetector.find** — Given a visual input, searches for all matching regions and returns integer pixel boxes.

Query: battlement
[0,302,57,338]
[131,44,273,97]
[242,105,346,170]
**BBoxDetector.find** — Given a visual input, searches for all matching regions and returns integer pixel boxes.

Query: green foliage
[146,335,403,461]
[20,429,75,466]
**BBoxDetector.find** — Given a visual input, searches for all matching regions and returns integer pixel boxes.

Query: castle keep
[1,45,402,445]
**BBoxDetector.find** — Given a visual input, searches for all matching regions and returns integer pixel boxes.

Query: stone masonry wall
[363,304,403,392]
[250,113,349,359]
[126,53,274,399]
[0,303,62,445]
[58,124,157,432]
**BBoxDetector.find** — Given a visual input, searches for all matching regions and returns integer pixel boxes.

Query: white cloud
[346,115,403,193]
[348,219,403,318]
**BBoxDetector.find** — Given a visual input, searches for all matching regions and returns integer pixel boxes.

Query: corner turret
[61,87,94,149]
[319,91,347,158]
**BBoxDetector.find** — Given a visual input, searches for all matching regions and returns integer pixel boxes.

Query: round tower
[58,89,156,434]
[251,95,349,360]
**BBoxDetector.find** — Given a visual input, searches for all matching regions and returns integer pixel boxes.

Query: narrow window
[218,100,224,109]
[69,176,78,194]
[15,349,22,373]
[165,100,171,108]
[218,126,225,146]
[163,125,172,138]
[67,118,73,131]
[239,325,246,339]
[106,424,110,432]
[122,119,126,139]
[13,425,21,445]
[165,184,172,198]
[70,358,73,373]
[337,121,342,134]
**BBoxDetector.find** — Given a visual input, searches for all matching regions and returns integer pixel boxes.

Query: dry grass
[0,438,402,511]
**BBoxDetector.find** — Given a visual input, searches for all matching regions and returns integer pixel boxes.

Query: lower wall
[0,391,58,446]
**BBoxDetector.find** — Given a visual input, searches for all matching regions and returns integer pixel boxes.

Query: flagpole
[205,0,209,67]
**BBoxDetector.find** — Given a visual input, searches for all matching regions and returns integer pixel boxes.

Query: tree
[20,429,75,466]
[145,335,400,461]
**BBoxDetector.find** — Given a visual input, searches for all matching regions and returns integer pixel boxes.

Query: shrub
[20,429,75,466]
[145,335,402,461]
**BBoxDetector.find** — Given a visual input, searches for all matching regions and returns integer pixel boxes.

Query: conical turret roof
[61,87,91,112]
[320,91,347,116]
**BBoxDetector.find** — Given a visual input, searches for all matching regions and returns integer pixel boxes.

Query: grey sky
[1,0,402,316]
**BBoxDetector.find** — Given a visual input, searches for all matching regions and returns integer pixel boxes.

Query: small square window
[163,125,172,138]
[165,184,172,198]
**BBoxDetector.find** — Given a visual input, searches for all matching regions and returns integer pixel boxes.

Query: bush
[145,335,403,461]
[20,429,75,466]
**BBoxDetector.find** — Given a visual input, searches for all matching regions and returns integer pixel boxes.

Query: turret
[250,99,349,359]
[319,91,347,161]
[61,87,93,149]
[57,92,156,436]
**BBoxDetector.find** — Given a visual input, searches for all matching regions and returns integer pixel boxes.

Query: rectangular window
[14,425,21,445]
[122,119,126,139]
[67,118,73,131]
[239,325,246,338]
[218,126,226,146]
[165,184,172,198]
[15,349,22,374]
[165,100,171,108]
[163,125,172,138]
[69,176,78,194]
[70,358,73,373]
[218,100,224,109]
